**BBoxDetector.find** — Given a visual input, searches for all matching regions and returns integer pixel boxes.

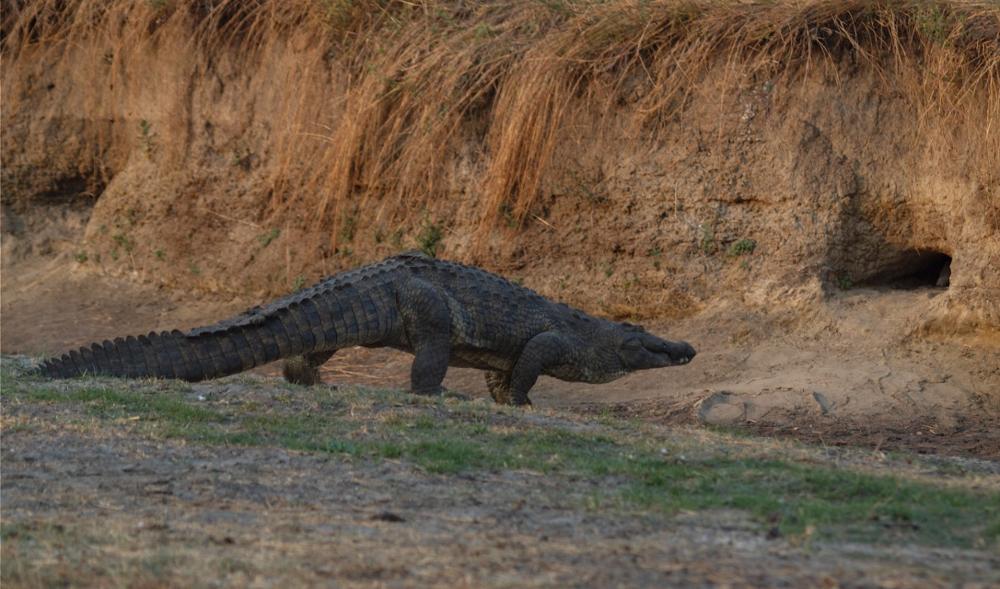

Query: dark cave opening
[859,250,952,290]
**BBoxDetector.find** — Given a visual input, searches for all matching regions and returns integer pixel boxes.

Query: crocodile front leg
[508,332,573,406]
[282,349,336,385]
[399,278,452,396]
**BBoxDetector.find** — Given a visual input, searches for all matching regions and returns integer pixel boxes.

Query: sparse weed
[699,224,717,255]
[390,229,405,249]
[647,245,663,270]
[416,221,443,257]
[138,119,155,157]
[74,251,88,263]
[728,238,756,257]
[292,275,307,291]
[154,248,166,261]
[112,233,135,253]
[258,228,280,248]
[473,22,493,39]
[500,203,518,229]
[339,211,358,243]
[231,145,255,169]
[914,5,952,44]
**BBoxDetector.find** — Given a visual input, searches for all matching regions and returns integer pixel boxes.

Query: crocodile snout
[671,341,696,364]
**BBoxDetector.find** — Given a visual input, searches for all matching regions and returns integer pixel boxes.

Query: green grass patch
[3,365,998,550]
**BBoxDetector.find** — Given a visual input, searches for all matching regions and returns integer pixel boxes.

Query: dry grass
[3,0,998,246]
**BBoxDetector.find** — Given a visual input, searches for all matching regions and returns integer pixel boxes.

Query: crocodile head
[613,323,696,371]
[557,322,696,384]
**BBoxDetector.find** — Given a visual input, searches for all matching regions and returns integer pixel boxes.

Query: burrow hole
[859,249,952,290]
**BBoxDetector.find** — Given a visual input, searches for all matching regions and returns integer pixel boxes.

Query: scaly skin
[36,253,696,405]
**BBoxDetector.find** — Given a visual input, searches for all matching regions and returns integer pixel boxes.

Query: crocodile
[35,252,696,405]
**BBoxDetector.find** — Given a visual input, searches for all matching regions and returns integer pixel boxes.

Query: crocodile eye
[622,338,642,351]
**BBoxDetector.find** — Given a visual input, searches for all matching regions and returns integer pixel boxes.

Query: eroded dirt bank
[3,1,999,325]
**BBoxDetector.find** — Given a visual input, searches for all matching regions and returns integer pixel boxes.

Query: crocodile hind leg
[399,278,451,396]
[485,371,513,405]
[282,349,336,385]
[507,332,572,406]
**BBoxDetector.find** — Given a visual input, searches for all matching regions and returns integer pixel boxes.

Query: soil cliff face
[2,1,998,332]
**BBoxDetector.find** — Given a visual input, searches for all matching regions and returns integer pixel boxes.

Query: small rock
[371,511,405,523]
[812,391,833,415]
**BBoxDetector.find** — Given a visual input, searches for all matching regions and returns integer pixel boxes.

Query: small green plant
[74,251,88,263]
[699,223,717,255]
[914,6,952,44]
[154,249,166,261]
[112,233,135,253]
[339,212,358,243]
[390,229,405,249]
[837,274,853,290]
[500,203,518,229]
[647,245,663,270]
[138,119,155,157]
[569,170,607,205]
[189,263,201,276]
[292,275,307,292]
[258,228,280,248]
[231,145,254,169]
[416,221,443,257]
[728,238,756,257]
[474,22,493,39]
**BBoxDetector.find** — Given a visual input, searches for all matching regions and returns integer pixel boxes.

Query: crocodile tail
[34,301,327,381]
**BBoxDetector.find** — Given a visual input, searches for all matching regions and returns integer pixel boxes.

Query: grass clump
[728,238,756,257]
[416,220,444,257]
